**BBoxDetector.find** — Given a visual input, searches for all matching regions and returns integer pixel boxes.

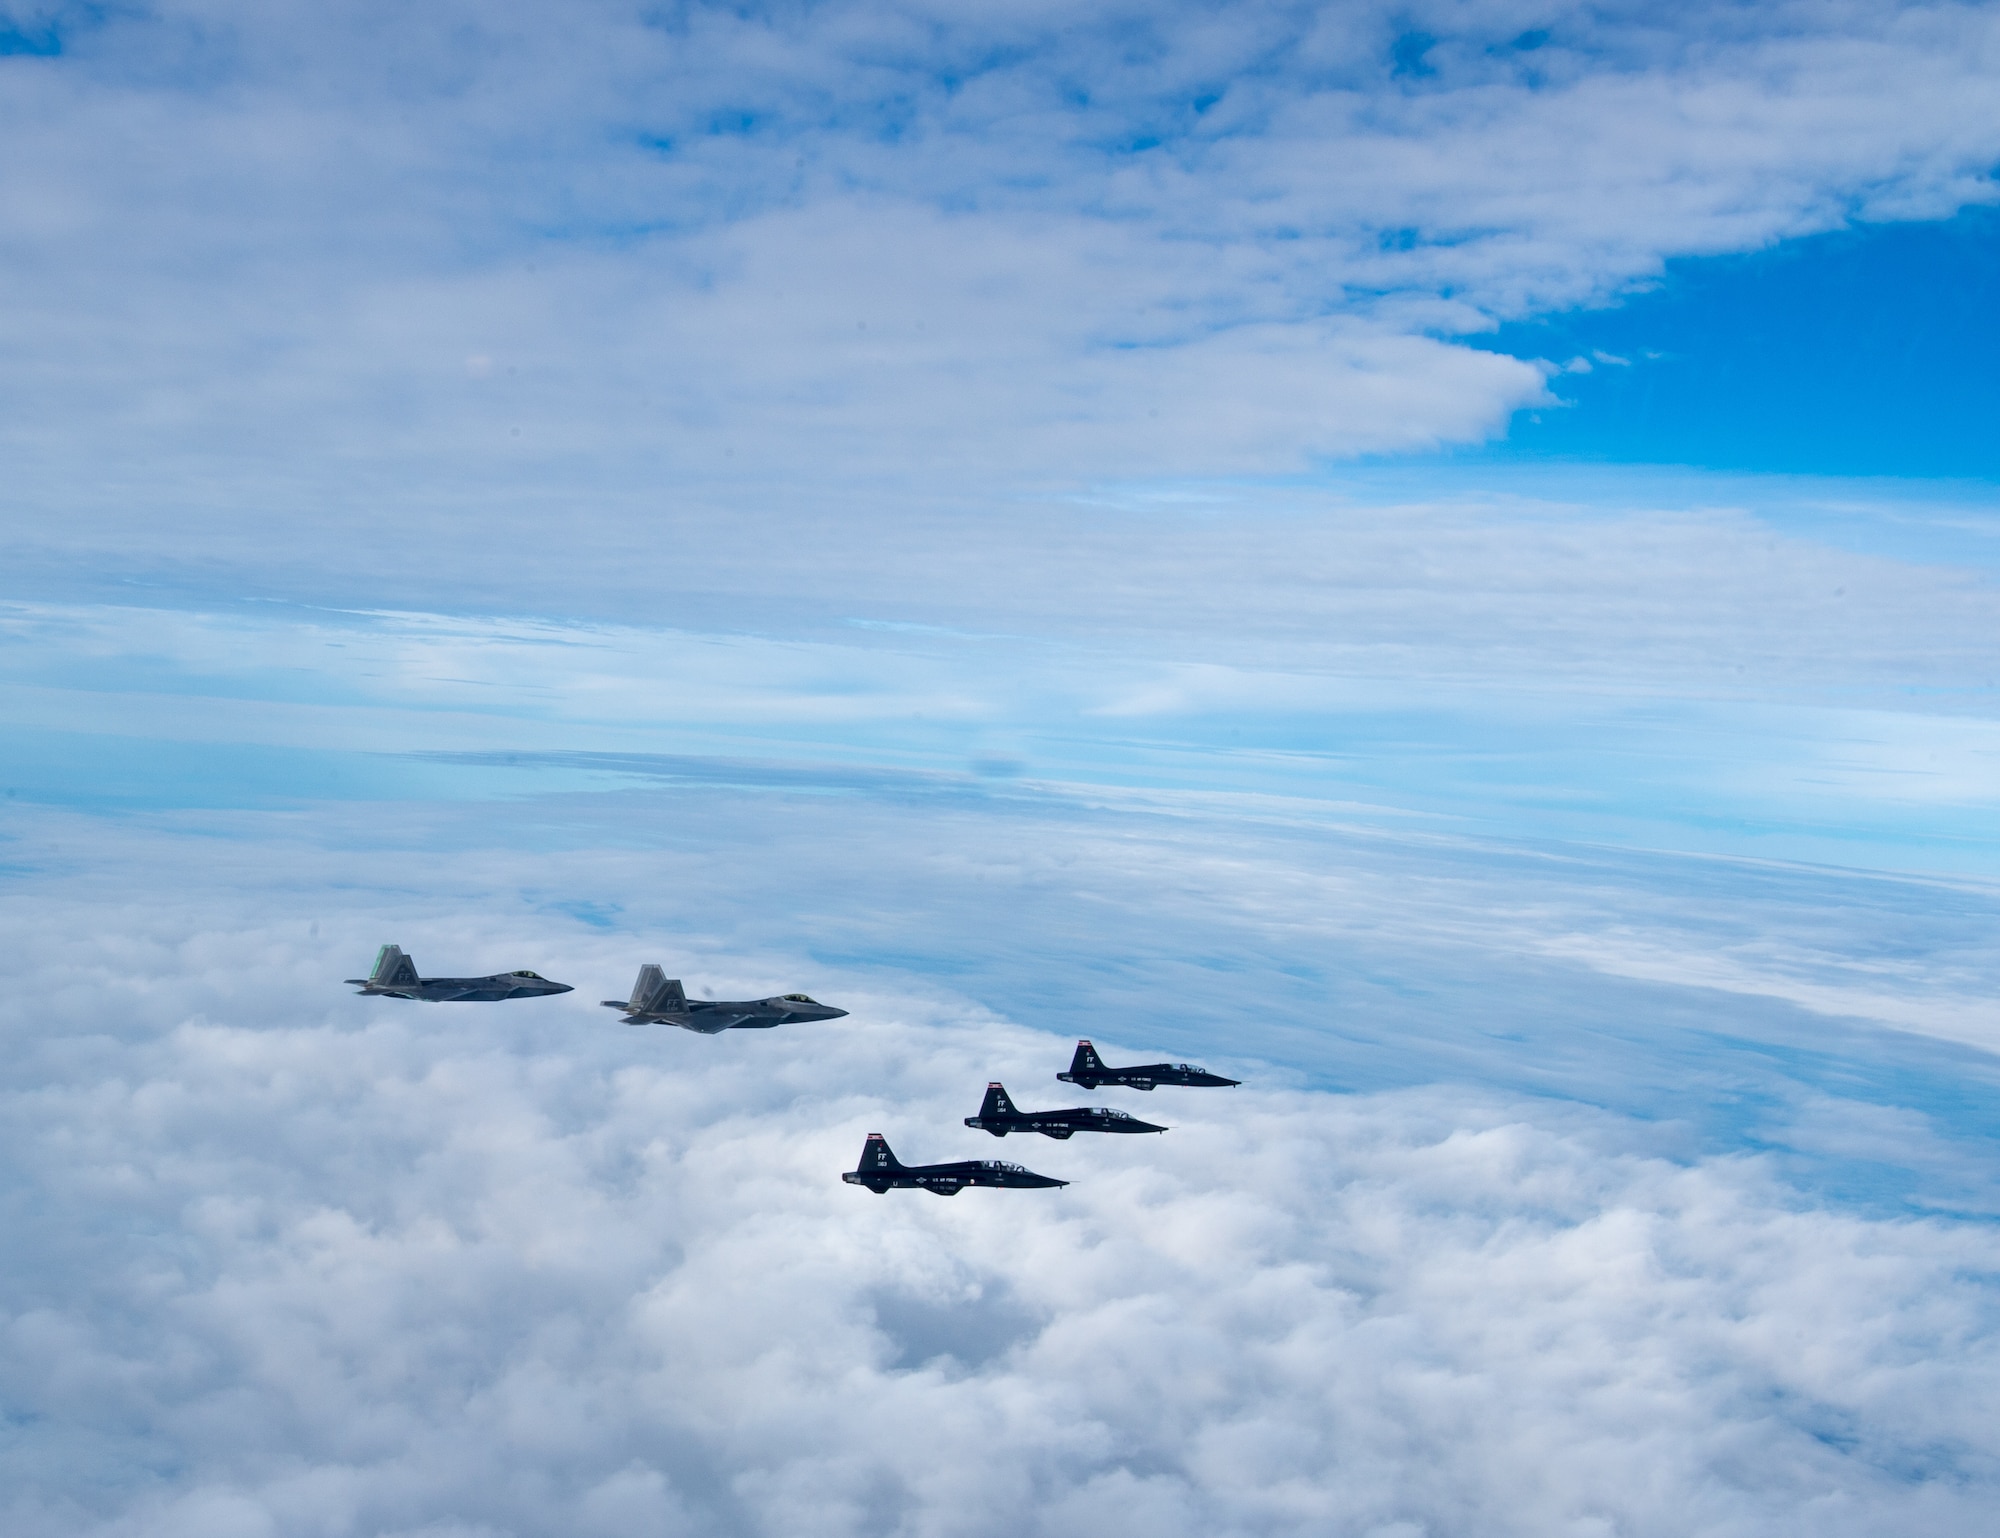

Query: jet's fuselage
[965,1082,1166,1138]
[842,1133,1066,1195]
[347,947,572,1002]
[1057,1065,1236,1090]
[1057,1040,1239,1091]
[603,965,848,1032]
[362,977,571,1001]
[843,1158,1066,1195]
[606,994,848,1031]
[967,1106,1165,1138]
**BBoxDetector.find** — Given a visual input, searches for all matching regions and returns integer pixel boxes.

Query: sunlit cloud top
[3,0,1998,545]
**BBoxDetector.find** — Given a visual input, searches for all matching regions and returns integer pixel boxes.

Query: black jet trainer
[842,1133,1067,1195]
[964,1082,1166,1138]
[1056,1039,1239,1091]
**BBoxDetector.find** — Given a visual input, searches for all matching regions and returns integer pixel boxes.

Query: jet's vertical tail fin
[857,1133,903,1172]
[1070,1040,1106,1077]
[629,963,664,1008]
[979,1083,1017,1119]
[370,945,420,987]
[629,964,686,1012]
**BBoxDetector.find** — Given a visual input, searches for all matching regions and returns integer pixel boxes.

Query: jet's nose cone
[551,982,575,994]
[823,1006,849,1020]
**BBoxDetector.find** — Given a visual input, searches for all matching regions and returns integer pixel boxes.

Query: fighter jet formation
[855,1042,1237,1196]
[345,943,1237,1195]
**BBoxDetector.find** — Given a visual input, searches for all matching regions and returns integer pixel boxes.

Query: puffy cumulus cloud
[5,946,2000,1536]
[3,827,2000,1535]
[0,0,1997,549]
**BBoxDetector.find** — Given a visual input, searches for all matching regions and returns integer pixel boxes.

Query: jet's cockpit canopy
[781,993,815,1003]
[986,1161,1030,1173]
[511,971,543,979]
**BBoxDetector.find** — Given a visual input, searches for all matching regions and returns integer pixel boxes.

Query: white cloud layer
[2,749,1998,1534]
[4,890,1999,1538]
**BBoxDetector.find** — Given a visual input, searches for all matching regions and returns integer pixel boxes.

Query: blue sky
[5,4,2000,1535]
[1477,204,2000,478]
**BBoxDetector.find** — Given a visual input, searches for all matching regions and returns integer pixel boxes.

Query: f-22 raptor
[842,1133,1067,1195]
[1057,1039,1240,1091]
[603,964,848,1033]
[964,1082,1166,1139]
[346,944,573,1002]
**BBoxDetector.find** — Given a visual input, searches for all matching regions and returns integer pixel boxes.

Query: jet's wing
[681,1014,752,1034]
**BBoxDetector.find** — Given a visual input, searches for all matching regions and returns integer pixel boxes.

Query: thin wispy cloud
[2,0,1998,558]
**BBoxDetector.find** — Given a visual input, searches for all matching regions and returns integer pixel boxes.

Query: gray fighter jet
[346,944,573,1002]
[964,1082,1166,1139]
[1057,1039,1240,1091]
[602,964,848,1033]
[842,1133,1067,1195]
